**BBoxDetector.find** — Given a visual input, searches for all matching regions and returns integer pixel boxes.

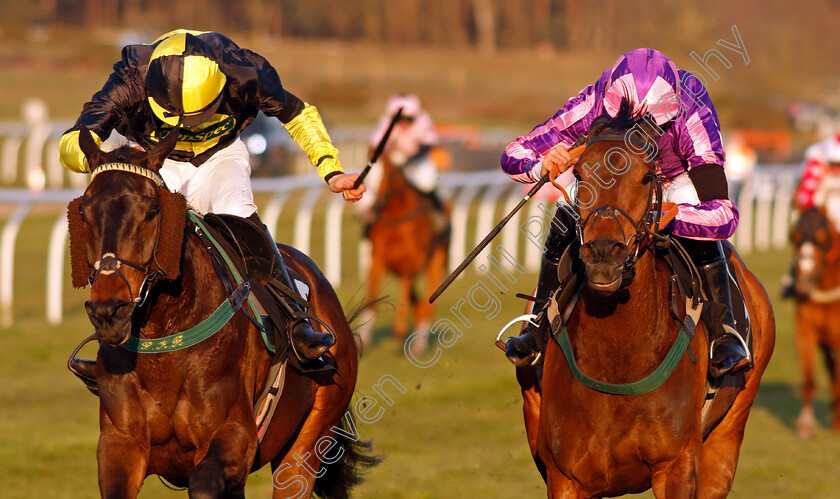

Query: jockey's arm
[59,60,136,173]
[501,83,599,183]
[247,50,364,202]
[662,105,738,241]
[279,99,365,202]
[666,164,739,241]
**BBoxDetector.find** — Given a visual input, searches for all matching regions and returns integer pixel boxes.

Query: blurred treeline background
[1,0,837,160]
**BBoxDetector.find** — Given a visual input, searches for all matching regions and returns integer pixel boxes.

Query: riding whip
[353,107,404,190]
[429,144,585,303]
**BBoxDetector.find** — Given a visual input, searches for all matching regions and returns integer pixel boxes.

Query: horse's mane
[109,144,150,165]
[590,97,647,137]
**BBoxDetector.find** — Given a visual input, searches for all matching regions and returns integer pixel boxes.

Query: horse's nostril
[85,299,134,323]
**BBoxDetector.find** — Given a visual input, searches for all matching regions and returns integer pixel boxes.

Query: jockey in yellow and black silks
[62,30,365,385]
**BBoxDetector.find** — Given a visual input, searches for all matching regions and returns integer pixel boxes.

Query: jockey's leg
[69,357,99,395]
[505,206,576,367]
[247,213,335,363]
[675,237,752,377]
[780,259,796,298]
[407,154,449,234]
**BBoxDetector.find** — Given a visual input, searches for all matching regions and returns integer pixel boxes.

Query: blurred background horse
[359,152,449,356]
[790,207,840,438]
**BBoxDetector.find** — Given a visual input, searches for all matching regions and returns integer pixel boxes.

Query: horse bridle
[573,132,664,272]
[86,162,167,307]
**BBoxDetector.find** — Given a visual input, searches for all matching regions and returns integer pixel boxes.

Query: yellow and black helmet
[146,31,227,128]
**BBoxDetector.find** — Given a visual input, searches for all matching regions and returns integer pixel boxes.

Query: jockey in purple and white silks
[503,48,737,241]
[501,48,751,378]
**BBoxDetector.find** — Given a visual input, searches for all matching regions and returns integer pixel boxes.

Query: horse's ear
[67,196,90,288]
[151,189,187,280]
[588,115,611,139]
[78,125,107,170]
[147,126,180,172]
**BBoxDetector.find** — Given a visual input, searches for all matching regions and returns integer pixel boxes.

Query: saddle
[365,175,451,247]
[538,236,752,439]
[190,212,332,443]
[193,213,334,372]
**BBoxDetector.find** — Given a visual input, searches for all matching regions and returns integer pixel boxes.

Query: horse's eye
[79,206,86,223]
[642,173,654,185]
[147,206,160,221]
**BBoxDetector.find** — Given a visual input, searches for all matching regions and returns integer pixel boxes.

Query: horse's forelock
[110,145,149,165]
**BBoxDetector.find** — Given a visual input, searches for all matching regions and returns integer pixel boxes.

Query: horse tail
[344,295,390,357]
[313,408,382,499]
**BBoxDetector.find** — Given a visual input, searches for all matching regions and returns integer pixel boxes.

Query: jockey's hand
[541,145,579,177]
[328,173,366,202]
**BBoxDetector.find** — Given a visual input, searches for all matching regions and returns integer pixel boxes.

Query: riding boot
[247,213,335,363]
[678,238,752,378]
[504,254,560,367]
[780,260,796,298]
[426,190,450,237]
[505,207,576,367]
[68,358,99,395]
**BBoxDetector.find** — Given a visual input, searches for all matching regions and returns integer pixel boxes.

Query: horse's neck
[378,163,418,213]
[138,232,227,338]
[820,251,840,290]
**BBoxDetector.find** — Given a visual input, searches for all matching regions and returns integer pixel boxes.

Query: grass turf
[0,209,837,498]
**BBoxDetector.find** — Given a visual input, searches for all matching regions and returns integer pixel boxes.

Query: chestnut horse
[361,154,448,353]
[790,207,840,438]
[515,107,774,498]
[69,126,375,498]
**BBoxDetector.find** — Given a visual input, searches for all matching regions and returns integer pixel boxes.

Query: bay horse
[361,153,449,354]
[514,106,774,498]
[68,126,375,498]
[790,206,840,438]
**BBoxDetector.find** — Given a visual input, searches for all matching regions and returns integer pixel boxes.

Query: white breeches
[158,139,257,217]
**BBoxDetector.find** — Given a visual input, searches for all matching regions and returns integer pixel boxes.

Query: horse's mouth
[586,275,622,293]
[94,322,133,346]
[86,300,136,346]
[583,261,625,294]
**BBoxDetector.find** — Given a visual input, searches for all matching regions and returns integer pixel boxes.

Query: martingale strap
[554,299,702,395]
[556,327,691,395]
[122,281,250,353]
[119,211,275,355]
